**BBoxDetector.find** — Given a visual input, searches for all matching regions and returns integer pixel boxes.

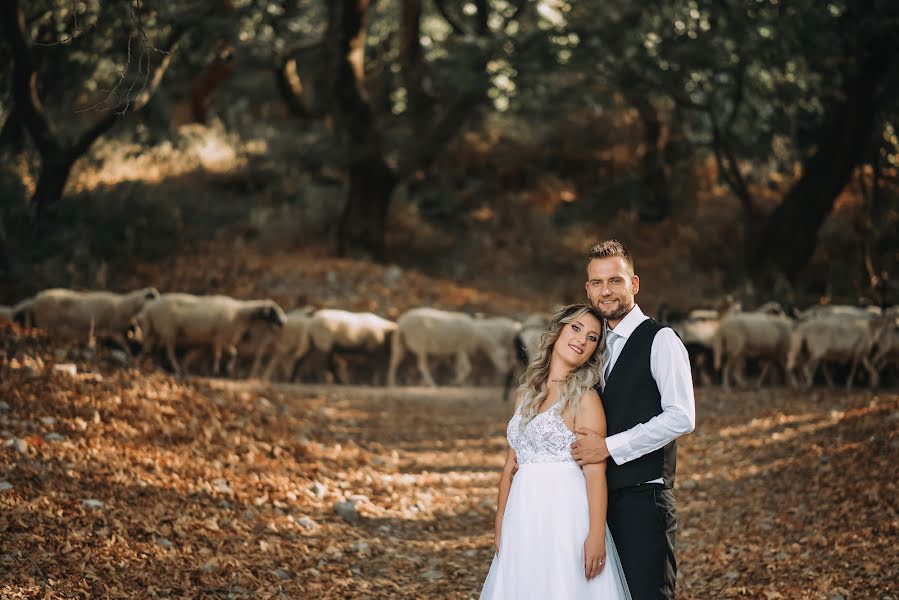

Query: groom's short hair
[587,240,634,272]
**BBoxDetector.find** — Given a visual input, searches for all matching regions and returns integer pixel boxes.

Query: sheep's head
[253,302,287,327]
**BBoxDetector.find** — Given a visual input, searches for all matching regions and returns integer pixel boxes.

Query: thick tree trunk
[337,158,396,258]
[633,98,670,222]
[33,152,77,214]
[327,0,396,259]
[748,52,890,286]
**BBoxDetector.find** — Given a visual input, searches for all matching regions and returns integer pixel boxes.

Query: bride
[480,304,631,599]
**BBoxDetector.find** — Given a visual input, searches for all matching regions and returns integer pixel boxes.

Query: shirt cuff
[605,432,634,465]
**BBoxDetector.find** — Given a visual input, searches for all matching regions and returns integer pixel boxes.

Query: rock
[353,541,371,556]
[6,437,29,455]
[679,479,699,490]
[725,571,739,581]
[0,401,9,413]
[201,561,215,573]
[81,499,105,510]
[422,568,445,581]
[212,478,233,495]
[0,481,13,492]
[311,482,327,499]
[273,568,290,580]
[53,363,78,377]
[333,500,360,523]
[44,433,65,442]
[297,517,318,530]
[303,568,321,578]
[39,416,57,426]
[157,538,173,550]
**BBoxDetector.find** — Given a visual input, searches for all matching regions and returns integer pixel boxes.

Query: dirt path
[2,345,897,599]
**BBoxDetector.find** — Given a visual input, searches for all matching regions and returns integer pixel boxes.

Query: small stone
[304,568,321,578]
[0,481,13,492]
[679,479,698,490]
[201,561,215,573]
[157,538,173,550]
[8,438,28,455]
[311,482,327,498]
[273,568,290,580]
[464,549,477,558]
[81,499,105,510]
[353,541,371,556]
[422,568,445,581]
[39,416,57,426]
[44,433,65,442]
[725,571,739,581]
[0,401,9,413]
[333,500,360,523]
[53,363,78,377]
[212,478,233,495]
[297,517,318,530]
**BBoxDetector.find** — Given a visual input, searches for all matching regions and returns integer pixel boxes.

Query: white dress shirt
[602,304,696,483]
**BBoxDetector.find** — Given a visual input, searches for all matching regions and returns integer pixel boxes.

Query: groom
[571,240,696,599]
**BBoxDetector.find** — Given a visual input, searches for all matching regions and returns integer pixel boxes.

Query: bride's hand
[493,527,501,555]
[583,529,606,580]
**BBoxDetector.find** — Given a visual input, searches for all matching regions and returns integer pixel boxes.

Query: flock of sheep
[2,287,897,391]
[668,301,899,390]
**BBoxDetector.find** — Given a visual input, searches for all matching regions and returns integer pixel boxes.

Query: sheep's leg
[756,362,771,388]
[721,357,731,389]
[261,352,281,382]
[165,340,183,376]
[453,351,472,386]
[387,332,404,387]
[803,359,818,389]
[863,356,880,389]
[332,353,350,384]
[845,358,860,391]
[415,351,437,387]
[821,363,834,388]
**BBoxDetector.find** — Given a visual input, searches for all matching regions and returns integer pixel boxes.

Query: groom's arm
[572,329,695,465]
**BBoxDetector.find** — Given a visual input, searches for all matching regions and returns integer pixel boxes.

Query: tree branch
[432,0,467,36]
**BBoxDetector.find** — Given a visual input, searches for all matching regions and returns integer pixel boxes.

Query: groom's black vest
[598,318,677,491]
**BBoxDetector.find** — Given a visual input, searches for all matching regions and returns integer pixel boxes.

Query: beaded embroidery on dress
[479,402,632,600]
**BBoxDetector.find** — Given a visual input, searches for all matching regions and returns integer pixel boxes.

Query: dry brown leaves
[1,323,897,599]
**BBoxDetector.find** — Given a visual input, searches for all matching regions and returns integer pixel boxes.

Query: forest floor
[1,324,897,599]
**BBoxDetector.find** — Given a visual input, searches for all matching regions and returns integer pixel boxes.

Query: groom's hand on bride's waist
[571,428,610,465]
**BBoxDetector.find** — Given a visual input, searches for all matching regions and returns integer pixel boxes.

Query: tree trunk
[337,158,396,259]
[33,151,77,214]
[632,97,670,222]
[328,0,396,259]
[748,51,890,287]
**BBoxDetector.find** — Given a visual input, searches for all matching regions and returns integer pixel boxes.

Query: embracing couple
[480,240,696,600]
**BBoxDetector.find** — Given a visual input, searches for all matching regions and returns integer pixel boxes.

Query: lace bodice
[507,401,577,464]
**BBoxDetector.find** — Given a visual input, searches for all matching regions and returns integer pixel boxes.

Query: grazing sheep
[667,308,724,386]
[307,309,398,384]
[796,304,882,321]
[867,307,899,386]
[253,308,316,382]
[387,307,512,387]
[17,287,159,352]
[506,313,550,400]
[713,309,794,388]
[786,313,880,390]
[132,293,286,376]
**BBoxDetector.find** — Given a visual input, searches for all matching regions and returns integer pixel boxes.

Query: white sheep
[17,287,159,352]
[786,313,880,390]
[667,308,725,386]
[713,309,794,388]
[387,307,512,387]
[307,309,398,384]
[868,307,899,386]
[132,293,286,376]
[253,308,315,382]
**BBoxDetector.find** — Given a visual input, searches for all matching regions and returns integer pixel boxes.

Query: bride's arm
[494,393,523,554]
[578,388,608,580]
[493,445,517,554]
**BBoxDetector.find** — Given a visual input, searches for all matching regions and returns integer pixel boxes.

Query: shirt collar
[607,304,647,340]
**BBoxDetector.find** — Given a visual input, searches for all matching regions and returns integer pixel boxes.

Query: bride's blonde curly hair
[517,304,607,430]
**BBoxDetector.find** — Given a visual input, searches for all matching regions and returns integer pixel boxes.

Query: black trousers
[607,484,677,600]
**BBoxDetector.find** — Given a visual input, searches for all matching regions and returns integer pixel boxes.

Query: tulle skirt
[480,462,631,600]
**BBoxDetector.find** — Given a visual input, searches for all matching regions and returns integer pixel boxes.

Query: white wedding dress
[480,400,632,600]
